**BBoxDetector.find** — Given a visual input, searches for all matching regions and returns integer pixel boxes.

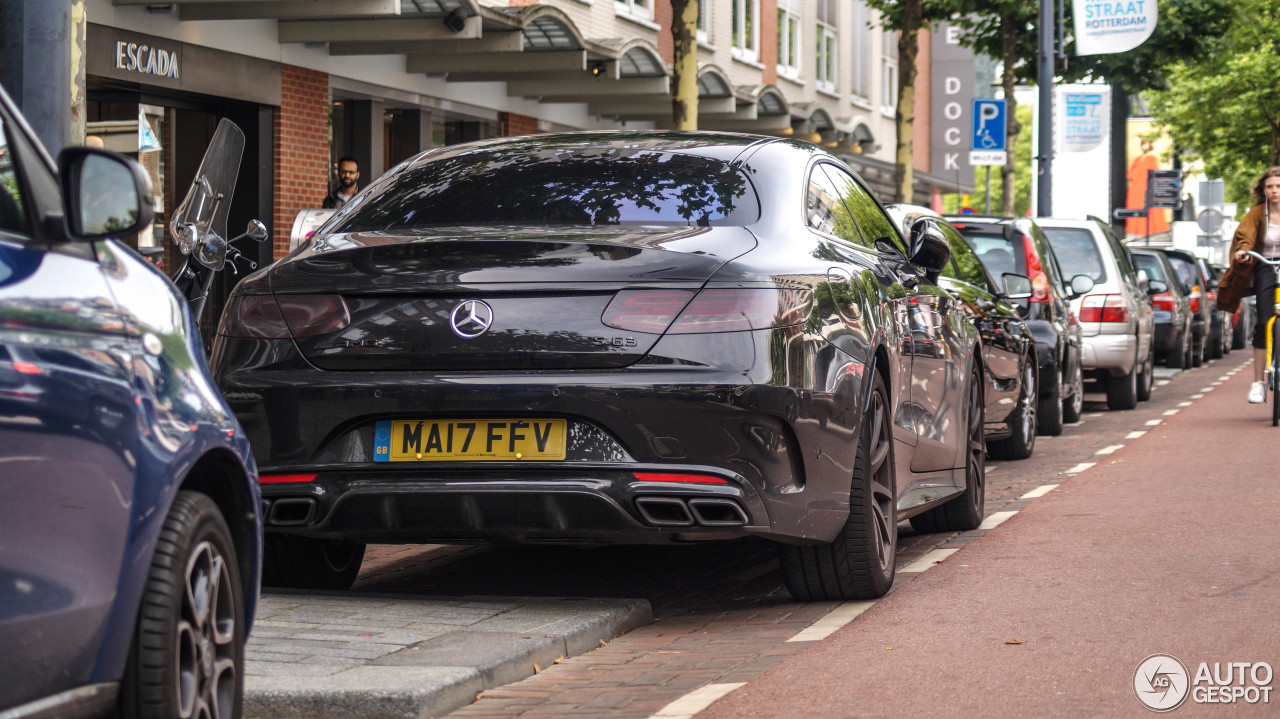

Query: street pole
[985,166,991,214]
[1037,0,1054,217]
[0,0,85,151]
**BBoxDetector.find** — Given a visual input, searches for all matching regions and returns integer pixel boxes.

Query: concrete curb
[244,593,652,719]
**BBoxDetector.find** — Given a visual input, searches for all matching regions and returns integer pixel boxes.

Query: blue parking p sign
[971,98,1006,151]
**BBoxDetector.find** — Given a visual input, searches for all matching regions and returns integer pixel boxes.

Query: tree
[670,0,698,130]
[1147,0,1276,211]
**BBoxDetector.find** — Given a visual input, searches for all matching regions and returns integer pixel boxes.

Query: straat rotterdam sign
[1073,0,1157,55]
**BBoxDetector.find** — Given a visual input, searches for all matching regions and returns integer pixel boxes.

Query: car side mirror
[58,148,154,240]
[1147,279,1168,295]
[1001,272,1033,299]
[1136,269,1150,289]
[1068,274,1095,298]
[907,218,951,283]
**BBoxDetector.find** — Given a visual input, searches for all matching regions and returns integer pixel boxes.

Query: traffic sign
[969,150,1006,166]
[1149,169,1182,209]
[1197,208,1224,234]
[1114,208,1147,219]
[971,98,1007,152]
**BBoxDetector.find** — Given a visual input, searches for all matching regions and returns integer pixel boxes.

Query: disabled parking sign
[970,98,1006,166]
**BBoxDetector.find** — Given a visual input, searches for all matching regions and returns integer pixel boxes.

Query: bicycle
[1246,251,1280,425]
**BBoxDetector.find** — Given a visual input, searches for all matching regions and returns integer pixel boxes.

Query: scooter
[168,118,268,319]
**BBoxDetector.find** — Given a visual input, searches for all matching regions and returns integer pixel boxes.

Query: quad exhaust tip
[634,496,747,527]
[266,497,318,526]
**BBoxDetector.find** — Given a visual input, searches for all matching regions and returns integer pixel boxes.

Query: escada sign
[114,41,179,79]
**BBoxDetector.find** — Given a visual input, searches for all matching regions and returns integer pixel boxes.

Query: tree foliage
[1147,0,1280,212]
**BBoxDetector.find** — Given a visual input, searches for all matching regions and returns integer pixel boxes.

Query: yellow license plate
[373,419,566,462]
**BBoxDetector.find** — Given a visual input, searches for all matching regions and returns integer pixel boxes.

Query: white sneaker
[1249,381,1266,404]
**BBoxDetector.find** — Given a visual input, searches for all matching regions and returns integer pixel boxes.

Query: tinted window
[806,164,866,247]
[1132,253,1169,284]
[820,164,906,254]
[0,113,29,237]
[941,224,989,289]
[953,224,1026,280]
[335,147,759,231]
[1041,226,1108,283]
[1166,255,1198,291]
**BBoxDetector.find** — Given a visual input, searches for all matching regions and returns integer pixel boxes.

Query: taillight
[668,288,813,333]
[602,289,696,333]
[218,294,351,338]
[1022,237,1051,302]
[1079,294,1130,323]
[1151,292,1176,312]
[260,473,317,484]
[603,288,812,334]
[1188,285,1202,313]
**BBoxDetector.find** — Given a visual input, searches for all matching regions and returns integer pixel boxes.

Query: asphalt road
[343,353,1266,718]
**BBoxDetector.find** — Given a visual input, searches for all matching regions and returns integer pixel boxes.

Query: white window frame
[615,0,653,23]
[850,1,872,101]
[881,28,898,115]
[777,0,801,79]
[697,1,710,45]
[731,0,759,63]
[816,18,837,92]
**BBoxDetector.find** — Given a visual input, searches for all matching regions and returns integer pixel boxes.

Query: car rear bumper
[1081,333,1136,374]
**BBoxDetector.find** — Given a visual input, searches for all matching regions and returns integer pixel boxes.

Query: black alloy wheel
[989,358,1036,460]
[779,371,896,601]
[263,535,366,591]
[1063,360,1085,424]
[909,364,986,533]
[121,491,244,719]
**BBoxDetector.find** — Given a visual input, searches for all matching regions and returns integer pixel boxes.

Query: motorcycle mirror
[246,219,268,242]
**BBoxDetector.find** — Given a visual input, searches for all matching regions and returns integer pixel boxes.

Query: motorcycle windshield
[169,119,244,270]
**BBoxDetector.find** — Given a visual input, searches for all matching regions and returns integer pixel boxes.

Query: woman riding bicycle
[1219,166,1280,403]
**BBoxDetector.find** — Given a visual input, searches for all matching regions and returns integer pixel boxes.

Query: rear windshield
[1165,255,1198,291]
[333,148,760,231]
[1132,253,1168,284]
[952,225,1026,280]
[1041,227,1107,283]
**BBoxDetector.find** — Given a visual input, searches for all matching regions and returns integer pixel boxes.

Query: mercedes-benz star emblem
[450,299,494,339]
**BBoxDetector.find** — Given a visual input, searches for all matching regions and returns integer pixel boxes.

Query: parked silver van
[1039,218,1156,410]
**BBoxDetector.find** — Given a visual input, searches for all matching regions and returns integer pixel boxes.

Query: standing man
[323,156,360,209]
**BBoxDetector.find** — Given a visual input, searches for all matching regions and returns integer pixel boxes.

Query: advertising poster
[1125,118,1174,236]
[1074,0,1158,55]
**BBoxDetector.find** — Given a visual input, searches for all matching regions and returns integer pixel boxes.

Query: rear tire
[1037,366,1064,437]
[1192,334,1204,367]
[1233,314,1248,350]
[909,365,986,533]
[1136,348,1154,402]
[779,372,896,601]
[1105,354,1139,411]
[263,535,365,591]
[1209,322,1224,360]
[120,492,244,719]
[989,359,1036,460]
[1168,329,1187,369]
[1062,362,1084,424]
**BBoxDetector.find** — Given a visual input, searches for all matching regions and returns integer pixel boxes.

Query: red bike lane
[698,365,1280,718]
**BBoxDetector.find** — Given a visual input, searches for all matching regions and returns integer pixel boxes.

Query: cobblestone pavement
[343,354,1247,718]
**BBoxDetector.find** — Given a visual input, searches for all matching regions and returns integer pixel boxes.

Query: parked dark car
[0,86,260,718]
[887,205,1038,459]
[213,132,988,601]
[1130,248,1195,368]
[945,215,1089,436]
[1162,248,1213,367]
[1201,260,1233,359]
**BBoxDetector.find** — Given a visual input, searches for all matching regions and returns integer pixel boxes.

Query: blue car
[0,85,261,717]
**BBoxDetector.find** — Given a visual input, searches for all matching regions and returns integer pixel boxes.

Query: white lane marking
[1191,394,1205,399]
[979,511,1019,530]
[1126,430,1147,439]
[899,548,961,573]
[1219,375,1232,380]
[1065,462,1096,474]
[1157,380,1171,386]
[1021,484,1059,499]
[1164,409,1180,416]
[1146,419,1164,426]
[786,601,876,642]
[987,464,1001,471]
[1095,444,1124,455]
[1086,412,1104,418]
[649,683,747,719]
[1178,401,1193,407]
[1201,387,1216,392]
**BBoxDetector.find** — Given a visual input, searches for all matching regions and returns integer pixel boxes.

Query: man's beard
[340,178,356,189]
